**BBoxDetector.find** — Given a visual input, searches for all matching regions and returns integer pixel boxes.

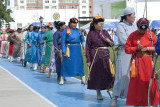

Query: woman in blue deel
[60,18,86,85]
[156,33,160,55]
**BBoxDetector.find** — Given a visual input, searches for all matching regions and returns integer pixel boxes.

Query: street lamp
[39,16,44,28]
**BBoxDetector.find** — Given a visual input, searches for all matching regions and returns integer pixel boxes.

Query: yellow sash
[131,59,136,78]
[6,43,9,50]
[109,59,115,77]
[66,46,70,57]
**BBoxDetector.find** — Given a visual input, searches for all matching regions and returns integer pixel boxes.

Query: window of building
[59,6,66,9]
[45,0,49,3]
[17,23,22,28]
[82,11,86,14]
[20,6,25,9]
[52,6,56,9]
[7,0,10,6]
[27,6,35,9]
[27,0,36,3]
[82,6,86,9]
[36,6,43,9]
[82,0,86,3]
[20,0,24,3]
[75,0,79,3]
[5,24,10,28]
[52,0,56,3]
[89,6,92,9]
[37,0,43,3]
[45,6,49,9]
[89,11,92,14]
[59,0,74,3]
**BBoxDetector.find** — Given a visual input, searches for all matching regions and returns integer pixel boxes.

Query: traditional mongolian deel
[53,30,63,76]
[0,32,9,56]
[12,31,23,58]
[37,31,46,65]
[43,29,53,66]
[61,28,85,77]
[86,30,114,90]
[125,30,159,106]
[20,31,27,60]
[8,33,14,56]
[29,31,39,63]
[24,31,33,62]
[112,21,137,98]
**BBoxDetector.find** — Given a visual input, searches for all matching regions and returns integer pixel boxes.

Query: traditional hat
[46,22,52,27]
[137,18,149,30]
[69,18,78,23]
[17,26,22,30]
[58,21,65,26]
[90,14,104,31]
[35,24,40,29]
[41,23,46,28]
[123,7,135,16]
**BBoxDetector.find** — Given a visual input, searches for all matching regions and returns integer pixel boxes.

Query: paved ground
[0,66,56,107]
[0,58,132,107]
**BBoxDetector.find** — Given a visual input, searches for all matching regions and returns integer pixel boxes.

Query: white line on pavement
[0,66,58,107]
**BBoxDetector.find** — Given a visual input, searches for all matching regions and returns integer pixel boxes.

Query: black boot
[24,61,27,67]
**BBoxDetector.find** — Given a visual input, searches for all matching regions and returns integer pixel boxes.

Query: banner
[111,0,126,19]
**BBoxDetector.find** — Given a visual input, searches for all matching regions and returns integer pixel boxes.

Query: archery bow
[40,40,46,70]
[48,42,72,61]
[148,29,160,107]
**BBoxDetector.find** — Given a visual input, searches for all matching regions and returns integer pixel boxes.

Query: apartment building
[3,0,93,29]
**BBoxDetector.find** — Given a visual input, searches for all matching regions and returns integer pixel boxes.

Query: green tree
[0,0,14,29]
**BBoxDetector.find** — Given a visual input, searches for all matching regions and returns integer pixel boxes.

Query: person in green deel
[40,23,53,73]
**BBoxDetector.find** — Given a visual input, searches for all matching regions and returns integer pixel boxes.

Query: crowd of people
[0,7,160,107]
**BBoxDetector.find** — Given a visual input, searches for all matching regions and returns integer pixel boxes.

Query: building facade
[3,0,93,29]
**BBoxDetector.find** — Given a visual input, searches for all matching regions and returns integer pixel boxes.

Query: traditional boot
[111,96,118,107]
[46,69,52,78]
[81,76,85,84]
[57,75,61,81]
[21,59,24,66]
[40,65,47,73]
[24,61,27,67]
[33,63,38,71]
[97,90,103,100]
[10,56,13,62]
[59,76,64,85]
[30,63,33,69]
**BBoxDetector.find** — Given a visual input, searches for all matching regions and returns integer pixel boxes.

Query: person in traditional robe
[11,28,23,62]
[5,28,11,58]
[86,15,114,100]
[47,21,66,80]
[125,18,159,106]
[37,24,46,68]
[8,29,15,62]
[111,7,137,107]
[60,18,86,85]
[40,24,53,73]
[0,31,9,58]
[20,28,28,64]
[47,21,59,77]
[24,25,34,67]
[29,25,40,70]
